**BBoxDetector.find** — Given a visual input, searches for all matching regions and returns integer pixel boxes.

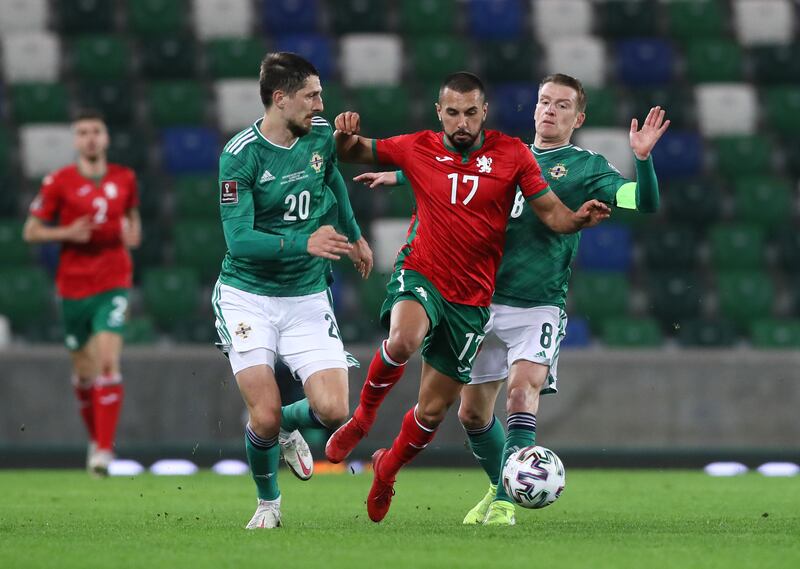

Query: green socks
[495,413,537,503]
[465,415,506,486]
[245,424,280,501]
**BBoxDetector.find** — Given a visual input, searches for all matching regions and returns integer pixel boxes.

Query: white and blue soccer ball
[502,445,566,509]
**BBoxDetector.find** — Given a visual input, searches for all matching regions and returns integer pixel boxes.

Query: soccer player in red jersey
[325,73,610,522]
[23,109,141,477]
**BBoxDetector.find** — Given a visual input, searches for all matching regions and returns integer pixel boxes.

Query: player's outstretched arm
[353,170,400,189]
[22,215,94,244]
[630,106,670,160]
[528,192,611,233]
[307,225,354,261]
[123,208,142,249]
[334,111,378,164]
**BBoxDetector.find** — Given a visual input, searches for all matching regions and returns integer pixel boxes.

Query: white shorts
[469,304,567,394]
[212,281,348,382]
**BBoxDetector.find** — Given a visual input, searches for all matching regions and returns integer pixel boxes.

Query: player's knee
[457,404,491,431]
[313,399,349,429]
[248,409,281,439]
[386,331,422,362]
[506,383,539,413]
[72,375,94,389]
[415,404,447,429]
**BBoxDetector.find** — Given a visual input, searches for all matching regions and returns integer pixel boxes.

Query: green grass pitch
[1,468,798,569]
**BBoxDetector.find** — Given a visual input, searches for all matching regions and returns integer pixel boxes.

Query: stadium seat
[320,83,347,120]
[58,0,114,34]
[174,175,219,219]
[600,0,657,37]
[275,34,336,80]
[331,0,388,34]
[576,224,632,272]
[354,86,411,138]
[561,316,591,348]
[750,319,800,349]
[192,0,253,39]
[602,317,663,347]
[409,36,469,83]
[78,81,135,125]
[131,217,165,270]
[0,221,29,267]
[492,83,539,137]
[732,177,792,229]
[170,316,219,344]
[695,84,757,136]
[0,267,51,328]
[0,129,10,176]
[713,135,772,178]
[172,221,227,281]
[775,227,800,274]
[532,0,593,41]
[1,32,60,83]
[628,86,694,130]
[477,41,538,83]
[666,0,726,39]
[584,87,619,127]
[160,127,219,174]
[641,226,698,271]
[683,39,744,83]
[733,0,794,46]
[214,79,261,135]
[544,36,607,88]
[107,127,150,171]
[751,45,800,84]
[141,268,200,328]
[128,0,186,36]
[71,35,130,80]
[646,271,705,330]
[709,224,765,270]
[124,316,158,345]
[615,39,675,87]
[663,179,722,226]
[716,271,775,330]
[147,81,206,127]
[0,0,47,34]
[763,87,800,136]
[371,219,412,273]
[18,125,73,179]
[467,0,523,40]
[261,0,319,33]
[677,318,737,347]
[400,0,456,34]
[140,36,196,79]
[784,137,800,177]
[570,272,629,332]
[11,84,69,124]
[205,38,265,79]
[650,131,703,180]
[340,34,402,87]
[574,128,633,178]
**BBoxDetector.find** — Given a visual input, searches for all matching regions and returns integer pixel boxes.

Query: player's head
[534,74,586,144]
[260,52,323,138]
[436,72,488,151]
[72,109,109,162]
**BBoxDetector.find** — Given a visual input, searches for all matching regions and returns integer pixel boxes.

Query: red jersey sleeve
[374,133,418,168]
[125,169,140,210]
[516,142,550,200]
[29,174,62,222]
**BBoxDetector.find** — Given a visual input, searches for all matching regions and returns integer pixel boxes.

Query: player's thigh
[422,302,490,384]
[69,343,98,382]
[89,331,123,376]
[235,362,281,434]
[381,269,442,355]
[276,291,348,384]
[494,304,567,395]
[90,288,129,339]
[303,367,349,423]
[60,296,95,353]
[458,379,505,427]
[469,313,510,385]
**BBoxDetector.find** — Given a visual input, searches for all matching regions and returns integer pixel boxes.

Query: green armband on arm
[614,156,660,212]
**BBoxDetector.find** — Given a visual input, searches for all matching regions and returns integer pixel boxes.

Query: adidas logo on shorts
[535,350,546,358]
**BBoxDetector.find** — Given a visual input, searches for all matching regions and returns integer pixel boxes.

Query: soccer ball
[502,445,566,509]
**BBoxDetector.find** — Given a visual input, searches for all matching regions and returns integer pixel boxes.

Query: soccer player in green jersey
[212,52,372,529]
[355,73,669,526]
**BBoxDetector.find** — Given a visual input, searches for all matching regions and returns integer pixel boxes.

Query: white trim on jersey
[230,132,257,155]
[224,128,255,153]
[532,144,574,156]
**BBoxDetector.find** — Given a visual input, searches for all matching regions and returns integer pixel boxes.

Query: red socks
[379,406,438,480]
[92,374,124,452]
[73,384,96,441]
[353,340,407,427]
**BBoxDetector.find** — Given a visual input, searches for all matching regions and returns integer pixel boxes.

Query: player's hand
[63,216,94,243]
[575,199,611,228]
[347,236,373,279]
[334,111,361,135]
[353,171,398,189]
[307,225,353,260]
[630,106,670,160]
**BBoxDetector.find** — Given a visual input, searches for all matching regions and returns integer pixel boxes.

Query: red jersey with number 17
[29,164,139,299]
[375,129,550,306]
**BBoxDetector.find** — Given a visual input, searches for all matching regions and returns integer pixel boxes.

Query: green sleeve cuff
[634,156,659,213]
[396,170,407,186]
[371,138,378,160]
[282,234,309,256]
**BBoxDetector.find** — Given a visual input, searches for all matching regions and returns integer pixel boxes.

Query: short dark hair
[439,72,486,101]
[72,108,106,124]
[259,52,319,109]
[539,73,587,113]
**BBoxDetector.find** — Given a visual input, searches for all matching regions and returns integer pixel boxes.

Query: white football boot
[279,429,313,480]
[245,496,282,529]
[88,448,114,478]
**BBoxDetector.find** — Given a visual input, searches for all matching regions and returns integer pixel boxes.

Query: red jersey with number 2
[376,130,550,306]
[29,164,139,299]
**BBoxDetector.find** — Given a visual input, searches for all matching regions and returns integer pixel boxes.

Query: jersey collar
[252,118,299,151]
[442,130,486,163]
[532,143,574,155]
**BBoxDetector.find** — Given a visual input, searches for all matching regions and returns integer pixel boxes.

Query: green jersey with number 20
[218,117,341,296]
[494,144,630,309]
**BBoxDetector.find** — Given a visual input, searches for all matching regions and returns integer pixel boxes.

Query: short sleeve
[584,154,629,204]
[516,142,550,200]
[29,174,61,222]
[219,151,257,221]
[375,133,417,168]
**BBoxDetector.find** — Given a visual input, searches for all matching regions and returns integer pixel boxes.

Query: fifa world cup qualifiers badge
[221,180,238,204]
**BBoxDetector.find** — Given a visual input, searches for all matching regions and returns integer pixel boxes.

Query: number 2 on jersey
[92,196,108,224]
[447,174,480,205]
